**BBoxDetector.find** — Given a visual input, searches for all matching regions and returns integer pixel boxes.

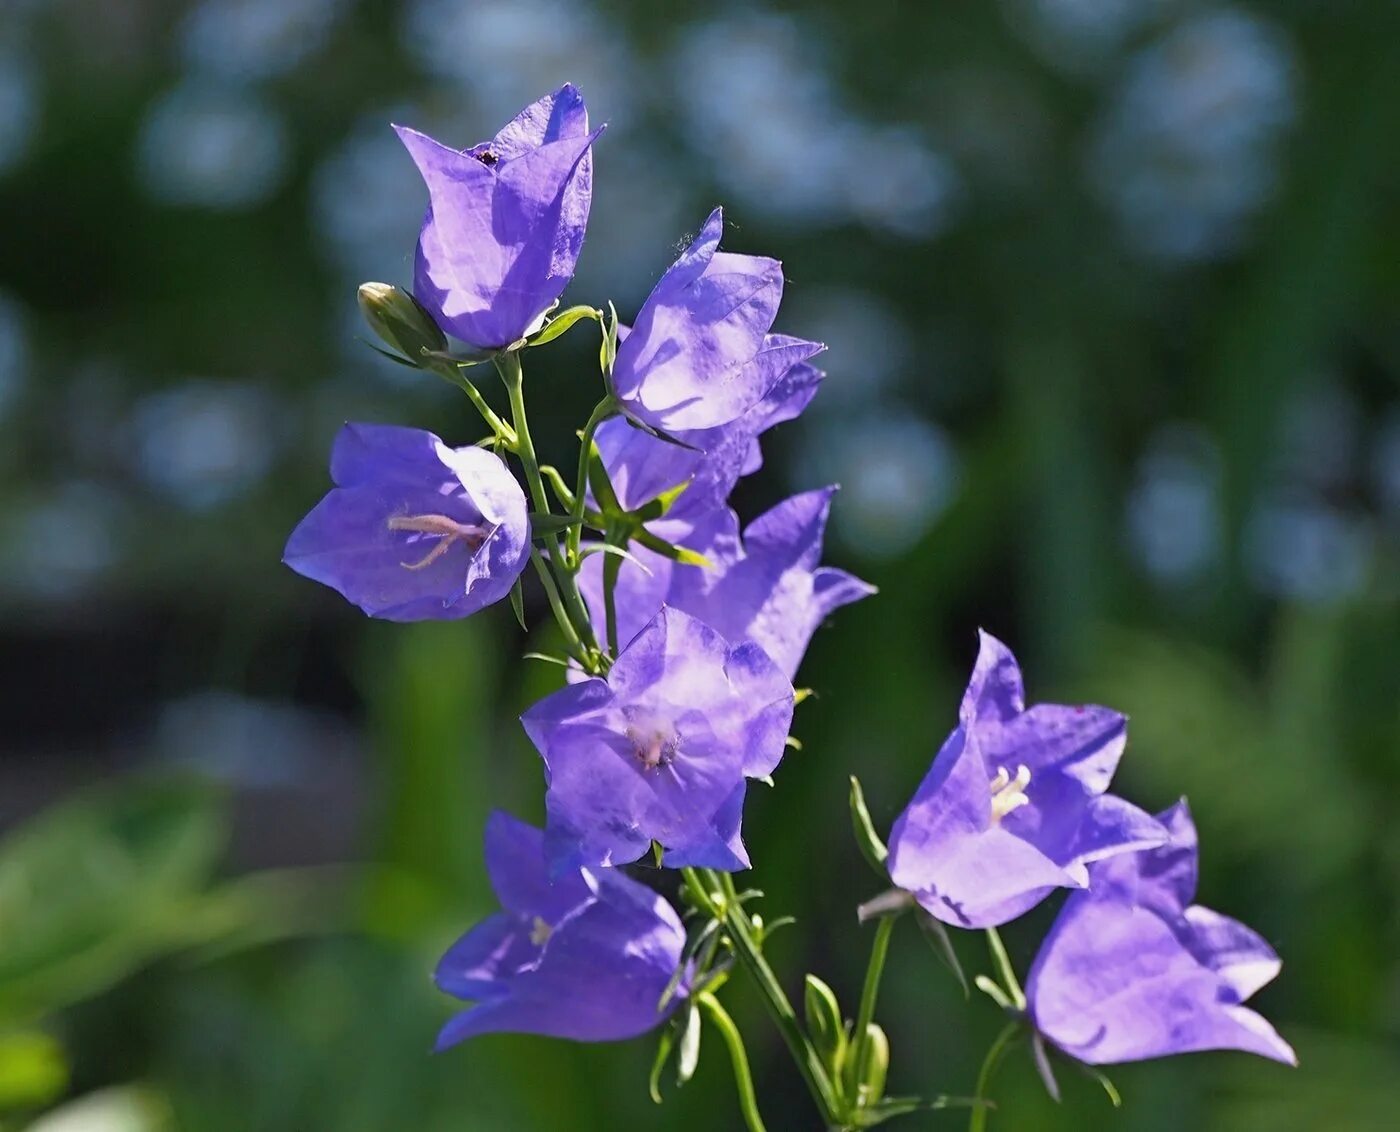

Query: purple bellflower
[611,208,788,431]
[593,337,824,524]
[1027,801,1296,1066]
[435,811,687,1049]
[886,632,1169,929]
[580,488,874,682]
[284,423,529,621]
[395,84,603,352]
[522,606,794,872]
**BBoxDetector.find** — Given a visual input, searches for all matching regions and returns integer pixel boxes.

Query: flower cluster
[284,85,1291,1129]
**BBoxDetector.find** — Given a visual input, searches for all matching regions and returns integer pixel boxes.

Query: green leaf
[648,1022,678,1104]
[0,778,224,1023]
[0,1030,67,1111]
[508,579,527,632]
[528,512,584,538]
[848,776,889,875]
[528,304,601,347]
[915,910,968,998]
[676,1002,702,1085]
[856,1022,889,1106]
[634,478,693,522]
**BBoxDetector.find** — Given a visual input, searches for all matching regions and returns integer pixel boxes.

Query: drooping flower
[284,423,528,620]
[521,606,793,872]
[1027,801,1296,1065]
[593,336,824,523]
[579,488,874,681]
[611,208,786,431]
[395,84,603,353]
[886,632,1168,929]
[434,811,687,1049]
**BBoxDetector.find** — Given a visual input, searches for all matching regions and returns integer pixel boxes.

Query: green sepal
[676,1001,702,1085]
[1076,1060,1122,1107]
[522,652,570,668]
[420,346,495,367]
[849,776,890,875]
[915,909,969,998]
[599,300,620,376]
[859,1095,989,1127]
[358,339,420,369]
[508,579,527,632]
[528,512,584,538]
[634,478,693,522]
[803,974,848,1075]
[793,687,815,706]
[633,527,711,567]
[616,404,703,451]
[579,541,653,574]
[586,441,624,516]
[528,304,602,348]
[648,1022,678,1104]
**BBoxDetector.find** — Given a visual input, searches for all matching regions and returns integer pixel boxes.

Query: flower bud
[358,282,447,363]
[804,974,847,1072]
[856,1022,890,1104]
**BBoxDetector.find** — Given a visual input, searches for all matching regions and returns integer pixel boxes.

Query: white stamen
[989,764,1032,824]
[386,513,486,570]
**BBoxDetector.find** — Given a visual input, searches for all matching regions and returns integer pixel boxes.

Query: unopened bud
[358,282,447,362]
[857,1022,890,1104]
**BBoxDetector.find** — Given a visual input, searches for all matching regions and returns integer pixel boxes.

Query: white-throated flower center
[989,764,1032,824]
[528,916,553,947]
[386,513,487,571]
[625,726,678,772]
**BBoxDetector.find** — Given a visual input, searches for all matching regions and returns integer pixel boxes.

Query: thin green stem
[849,913,896,1106]
[569,398,616,559]
[602,546,621,657]
[704,870,841,1123]
[697,992,768,1132]
[985,928,1025,1010]
[969,1022,1021,1132]
[528,548,583,661]
[426,359,515,443]
[495,352,600,662]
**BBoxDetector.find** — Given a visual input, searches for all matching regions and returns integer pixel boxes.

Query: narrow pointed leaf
[915,909,969,998]
[648,1023,678,1104]
[528,304,602,347]
[579,541,654,574]
[849,776,890,874]
[633,527,711,567]
[677,1002,702,1085]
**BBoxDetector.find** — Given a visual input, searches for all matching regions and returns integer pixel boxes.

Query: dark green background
[0,1,1396,1129]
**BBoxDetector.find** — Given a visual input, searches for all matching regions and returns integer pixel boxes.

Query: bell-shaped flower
[395,84,603,352]
[886,632,1169,929]
[580,488,874,682]
[434,811,687,1049]
[1027,801,1296,1065]
[593,336,824,524]
[284,423,528,621]
[611,208,786,431]
[522,606,793,873]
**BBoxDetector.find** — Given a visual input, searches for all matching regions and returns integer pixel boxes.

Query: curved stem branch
[969,1022,1021,1132]
[569,398,616,560]
[985,928,1025,1010]
[697,992,768,1132]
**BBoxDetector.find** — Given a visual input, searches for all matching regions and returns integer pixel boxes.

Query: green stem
[528,547,583,661]
[495,352,600,662]
[849,913,896,1105]
[569,398,616,559]
[427,359,515,443]
[697,992,768,1132]
[985,928,1025,1010]
[969,1022,1021,1132]
[704,870,841,1123]
[602,545,621,657]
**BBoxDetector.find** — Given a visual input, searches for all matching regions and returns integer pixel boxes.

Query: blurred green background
[0,0,1396,1128]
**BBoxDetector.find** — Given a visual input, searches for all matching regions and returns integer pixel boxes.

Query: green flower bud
[357,282,447,363]
[804,974,847,1073]
[857,1022,890,1104]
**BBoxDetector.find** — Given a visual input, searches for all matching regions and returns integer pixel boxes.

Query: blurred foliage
[0,0,1397,1130]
